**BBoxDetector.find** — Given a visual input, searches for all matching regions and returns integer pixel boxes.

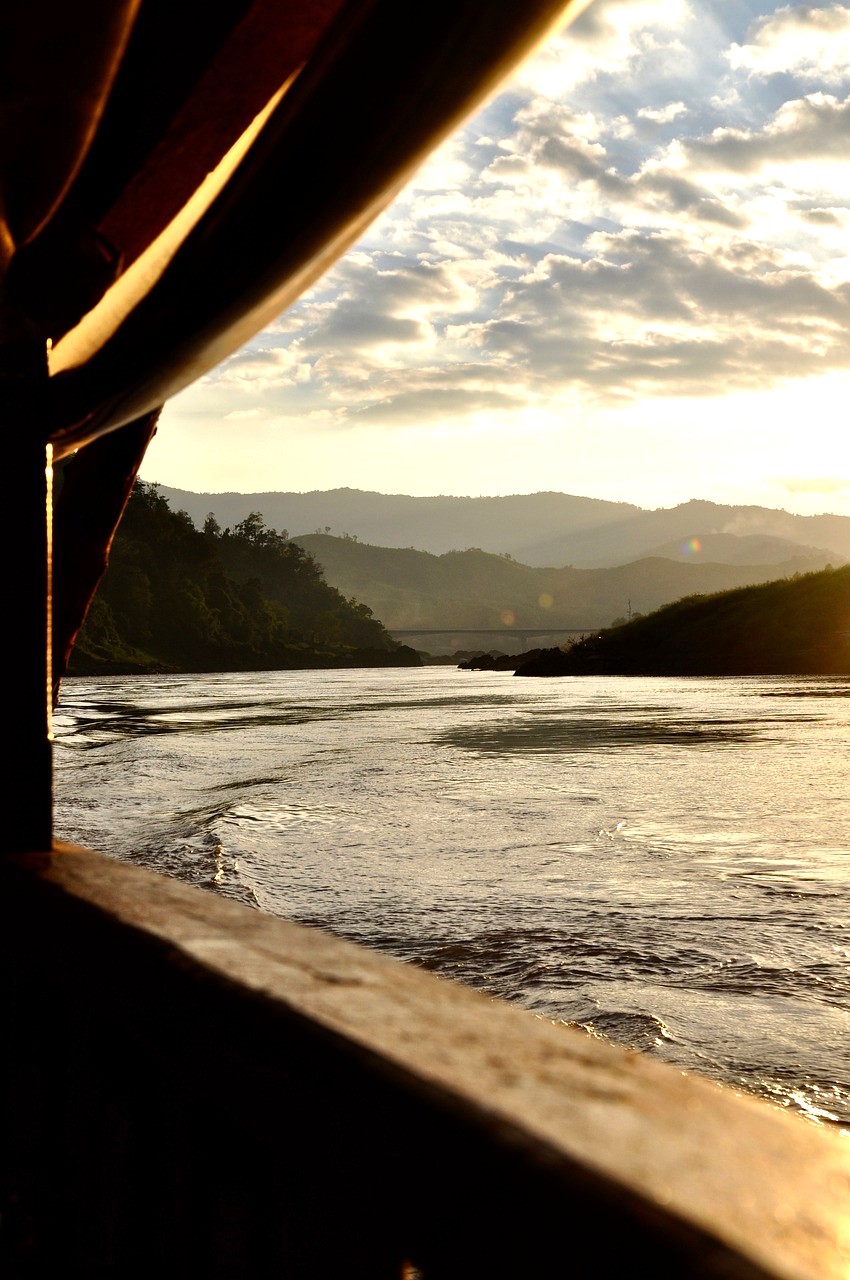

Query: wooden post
[0,309,52,852]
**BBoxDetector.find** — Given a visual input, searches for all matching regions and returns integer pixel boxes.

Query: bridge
[389,627,598,640]
[388,627,600,653]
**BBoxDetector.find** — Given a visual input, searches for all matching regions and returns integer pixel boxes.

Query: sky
[139,0,850,515]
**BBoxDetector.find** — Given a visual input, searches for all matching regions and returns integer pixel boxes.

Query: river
[53,665,850,1131]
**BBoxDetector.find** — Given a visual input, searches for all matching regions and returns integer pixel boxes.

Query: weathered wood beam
[2,844,848,1277]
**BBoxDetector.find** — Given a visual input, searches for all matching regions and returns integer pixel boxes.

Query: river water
[53,666,850,1131]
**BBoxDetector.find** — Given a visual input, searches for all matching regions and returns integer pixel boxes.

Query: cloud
[154,0,850,519]
[457,228,850,398]
[348,384,526,425]
[484,98,746,234]
[729,4,850,85]
[513,0,694,95]
[801,206,845,225]
[775,474,850,494]
[303,310,426,350]
[203,43,850,430]
[223,408,265,421]
[637,101,688,123]
[213,344,314,390]
[687,90,850,175]
[634,171,745,226]
[297,256,486,354]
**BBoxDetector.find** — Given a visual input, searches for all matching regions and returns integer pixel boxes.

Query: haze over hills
[158,486,850,569]
[290,535,834,636]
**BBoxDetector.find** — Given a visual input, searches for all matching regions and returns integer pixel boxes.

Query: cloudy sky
[140,0,850,514]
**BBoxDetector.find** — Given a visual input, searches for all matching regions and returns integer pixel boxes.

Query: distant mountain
[157,485,850,569]
[290,533,837,633]
[539,499,850,569]
[638,532,840,566]
[157,487,640,561]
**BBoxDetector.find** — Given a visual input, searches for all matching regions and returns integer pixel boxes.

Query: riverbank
[67,642,423,679]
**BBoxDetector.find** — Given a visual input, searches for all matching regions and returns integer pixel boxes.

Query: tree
[68,482,421,674]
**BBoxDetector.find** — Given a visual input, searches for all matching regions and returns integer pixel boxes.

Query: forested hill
[513,566,850,677]
[67,482,421,677]
[292,532,836,631]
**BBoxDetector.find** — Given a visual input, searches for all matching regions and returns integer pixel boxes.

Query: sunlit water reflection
[53,667,850,1129]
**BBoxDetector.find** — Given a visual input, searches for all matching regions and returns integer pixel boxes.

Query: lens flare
[681,537,702,555]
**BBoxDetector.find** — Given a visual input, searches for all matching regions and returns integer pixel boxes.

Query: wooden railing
[2,843,848,1278]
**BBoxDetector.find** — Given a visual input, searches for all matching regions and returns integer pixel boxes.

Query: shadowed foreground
[2,844,849,1279]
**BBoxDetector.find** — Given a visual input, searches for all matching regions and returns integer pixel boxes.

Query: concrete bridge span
[389,626,598,641]
[388,626,600,654]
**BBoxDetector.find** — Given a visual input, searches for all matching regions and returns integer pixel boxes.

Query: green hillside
[67,483,421,677]
[293,533,836,631]
[514,566,850,676]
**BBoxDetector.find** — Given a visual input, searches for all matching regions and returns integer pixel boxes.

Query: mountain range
[157,486,850,569]
[155,486,847,645]
[289,535,836,637]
